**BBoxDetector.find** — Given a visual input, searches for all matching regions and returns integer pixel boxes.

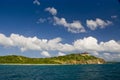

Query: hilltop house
[81,52,90,56]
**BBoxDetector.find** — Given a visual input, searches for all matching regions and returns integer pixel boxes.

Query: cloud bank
[0,33,120,59]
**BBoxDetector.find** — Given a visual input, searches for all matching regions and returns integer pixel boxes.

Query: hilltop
[0,53,105,64]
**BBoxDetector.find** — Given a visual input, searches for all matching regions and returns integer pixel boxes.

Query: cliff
[0,53,105,64]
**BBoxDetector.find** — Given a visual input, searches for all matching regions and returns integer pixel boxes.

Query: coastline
[0,63,106,66]
[0,64,63,66]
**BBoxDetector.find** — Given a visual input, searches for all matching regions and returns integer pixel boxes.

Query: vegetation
[0,53,105,64]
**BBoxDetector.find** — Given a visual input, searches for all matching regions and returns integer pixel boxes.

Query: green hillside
[0,53,105,64]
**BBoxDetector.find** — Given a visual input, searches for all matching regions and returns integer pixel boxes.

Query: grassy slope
[0,54,105,64]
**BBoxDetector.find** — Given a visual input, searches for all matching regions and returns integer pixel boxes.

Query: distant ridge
[0,53,105,64]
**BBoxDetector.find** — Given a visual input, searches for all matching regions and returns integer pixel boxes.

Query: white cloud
[53,16,86,33]
[41,51,51,57]
[0,34,13,47]
[59,43,75,52]
[33,0,40,6]
[44,7,85,33]
[102,53,115,61]
[111,15,117,19]
[99,53,120,61]
[0,33,120,53]
[100,40,120,52]
[73,36,120,53]
[10,34,42,52]
[47,37,62,51]
[43,7,113,33]
[58,52,66,56]
[73,36,101,51]
[0,33,71,52]
[90,52,120,61]
[37,18,47,23]
[45,7,57,15]
[90,51,99,56]
[86,18,112,30]
[37,17,53,24]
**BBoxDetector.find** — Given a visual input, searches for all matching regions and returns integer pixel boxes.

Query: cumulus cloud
[53,16,86,33]
[0,33,71,52]
[41,51,51,57]
[100,40,120,52]
[43,7,113,33]
[0,33,120,53]
[33,0,40,6]
[58,52,66,56]
[44,7,86,33]
[86,18,112,30]
[73,36,120,53]
[45,7,57,15]
[73,36,101,51]
[0,34,13,47]
[59,43,75,52]
[10,34,42,52]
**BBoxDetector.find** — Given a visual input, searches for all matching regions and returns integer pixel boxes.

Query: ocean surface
[0,63,120,80]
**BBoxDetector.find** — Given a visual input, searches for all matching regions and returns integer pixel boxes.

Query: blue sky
[0,0,120,61]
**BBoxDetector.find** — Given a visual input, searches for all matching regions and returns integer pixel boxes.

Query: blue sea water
[0,63,120,80]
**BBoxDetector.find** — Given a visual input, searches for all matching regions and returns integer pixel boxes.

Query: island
[0,53,105,64]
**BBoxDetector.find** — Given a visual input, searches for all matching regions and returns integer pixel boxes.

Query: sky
[0,0,120,61]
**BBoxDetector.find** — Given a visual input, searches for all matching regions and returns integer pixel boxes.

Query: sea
[0,63,120,80]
